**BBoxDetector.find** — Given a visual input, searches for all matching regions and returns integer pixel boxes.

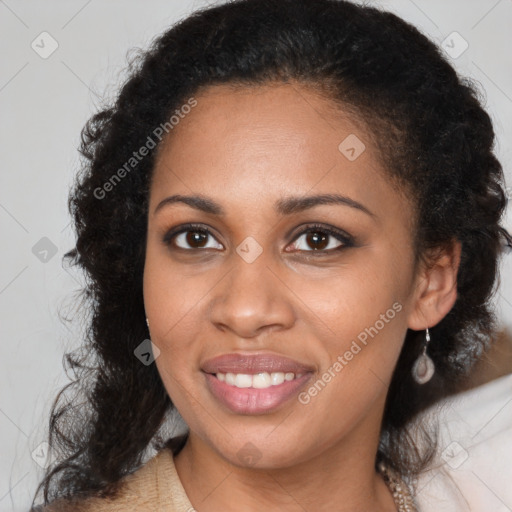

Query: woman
[33,0,511,510]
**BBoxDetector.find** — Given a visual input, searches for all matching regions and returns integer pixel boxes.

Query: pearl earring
[146,317,150,328]
[412,327,435,384]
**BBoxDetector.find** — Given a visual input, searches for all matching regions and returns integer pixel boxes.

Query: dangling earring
[146,317,150,328]
[412,327,435,384]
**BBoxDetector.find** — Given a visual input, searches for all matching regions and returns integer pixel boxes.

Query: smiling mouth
[203,371,313,415]
[201,352,315,414]
[215,371,304,389]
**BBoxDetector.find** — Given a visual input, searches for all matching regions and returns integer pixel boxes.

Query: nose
[208,249,296,340]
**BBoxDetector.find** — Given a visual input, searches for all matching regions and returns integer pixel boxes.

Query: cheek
[293,251,406,337]
[292,274,406,442]
[143,244,215,338]
[143,249,207,376]
[291,251,410,395]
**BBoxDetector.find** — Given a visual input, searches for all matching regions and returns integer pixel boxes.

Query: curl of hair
[34,0,511,506]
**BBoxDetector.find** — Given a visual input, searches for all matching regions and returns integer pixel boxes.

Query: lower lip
[204,372,312,414]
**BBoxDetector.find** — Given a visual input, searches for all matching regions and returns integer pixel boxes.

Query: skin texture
[143,82,460,511]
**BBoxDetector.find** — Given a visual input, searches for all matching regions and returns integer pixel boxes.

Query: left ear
[407,239,462,330]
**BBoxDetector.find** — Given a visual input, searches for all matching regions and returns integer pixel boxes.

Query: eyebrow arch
[276,193,375,217]
[154,193,375,218]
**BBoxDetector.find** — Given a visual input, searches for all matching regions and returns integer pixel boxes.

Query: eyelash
[162,222,355,255]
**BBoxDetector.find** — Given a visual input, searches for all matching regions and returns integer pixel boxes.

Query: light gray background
[1,1,511,510]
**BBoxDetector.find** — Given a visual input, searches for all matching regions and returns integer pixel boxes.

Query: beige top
[43,448,195,512]
[40,447,415,511]
[37,373,512,511]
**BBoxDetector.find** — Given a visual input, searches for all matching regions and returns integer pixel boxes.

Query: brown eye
[185,231,208,248]
[288,224,354,253]
[305,231,330,250]
[163,225,223,250]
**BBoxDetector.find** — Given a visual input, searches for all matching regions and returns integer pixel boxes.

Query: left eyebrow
[154,193,375,218]
[275,193,375,218]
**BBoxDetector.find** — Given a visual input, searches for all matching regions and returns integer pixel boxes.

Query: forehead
[154,82,369,172]
[150,82,408,223]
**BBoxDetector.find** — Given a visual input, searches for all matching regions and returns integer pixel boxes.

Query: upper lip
[201,352,315,375]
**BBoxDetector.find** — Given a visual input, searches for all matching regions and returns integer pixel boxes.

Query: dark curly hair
[33,0,511,507]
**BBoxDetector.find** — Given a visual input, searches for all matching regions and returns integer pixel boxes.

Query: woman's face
[143,82,422,468]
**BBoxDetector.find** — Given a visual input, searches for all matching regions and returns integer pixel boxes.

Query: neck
[173,406,397,511]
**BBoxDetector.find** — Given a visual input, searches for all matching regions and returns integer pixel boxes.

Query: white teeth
[215,371,304,389]
[234,374,253,388]
[252,372,272,389]
[271,372,285,385]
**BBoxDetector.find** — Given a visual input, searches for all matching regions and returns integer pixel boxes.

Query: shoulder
[415,374,512,511]
[36,448,176,512]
